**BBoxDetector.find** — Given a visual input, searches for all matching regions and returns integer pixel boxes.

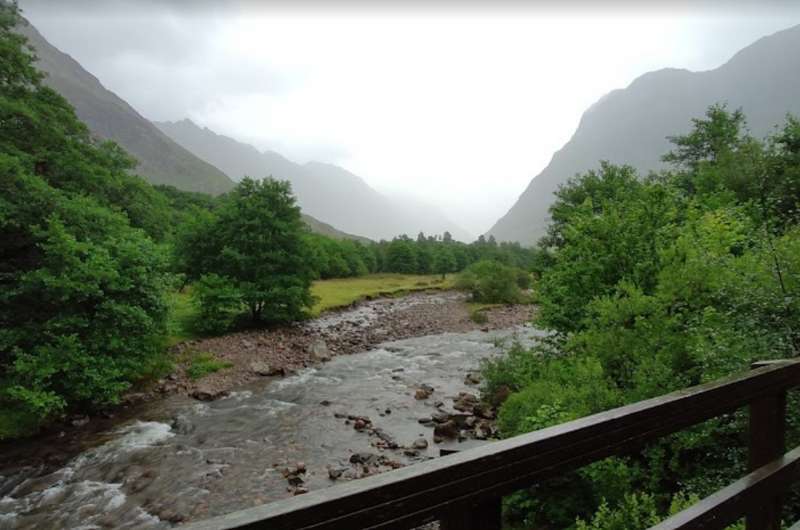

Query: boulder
[464,372,482,385]
[170,414,195,435]
[309,339,332,362]
[414,384,434,400]
[249,361,282,376]
[433,420,459,440]
[190,385,229,401]
[412,438,429,450]
[453,392,479,412]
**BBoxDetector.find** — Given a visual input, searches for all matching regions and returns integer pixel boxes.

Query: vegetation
[185,352,233,380]
[177,177,317,325]
[456,260,531,304]
[0,6,169,432]
[310,273,454,316]
[485,105,800,528]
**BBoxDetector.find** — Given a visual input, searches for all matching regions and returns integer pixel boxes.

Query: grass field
[310,273,455,316]
[166,273,458,344]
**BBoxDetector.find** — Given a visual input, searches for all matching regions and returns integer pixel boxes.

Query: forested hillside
[487,23,800,245]
[15,19,236,195]
[484,105,800,527]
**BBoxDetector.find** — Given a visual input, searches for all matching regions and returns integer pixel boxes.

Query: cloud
[18,0,800,234]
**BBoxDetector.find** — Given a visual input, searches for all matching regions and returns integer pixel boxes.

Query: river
[0,300,539,529]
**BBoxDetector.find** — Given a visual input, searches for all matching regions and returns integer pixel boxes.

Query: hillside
[15,19,235,195]
[300,214,371,243]
[487,24,800,245]
[156,119,473,242]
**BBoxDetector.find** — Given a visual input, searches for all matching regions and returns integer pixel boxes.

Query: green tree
[179,177,316,324]
[0,4,169,433]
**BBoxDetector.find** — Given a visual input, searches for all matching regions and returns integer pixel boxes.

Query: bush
[456,260,527,304]
[191,274,242,334]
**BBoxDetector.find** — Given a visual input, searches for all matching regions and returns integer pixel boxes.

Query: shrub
[191,274,242,334]
[456,260,526,304]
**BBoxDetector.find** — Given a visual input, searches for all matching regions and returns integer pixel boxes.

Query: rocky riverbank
[0,295,539,529]
[152,291,533,403]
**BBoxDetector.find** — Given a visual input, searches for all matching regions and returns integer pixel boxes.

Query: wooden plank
[649,445,800,530]
[439,497,502,530]
[746,389,786,530]
[182,360,800,530]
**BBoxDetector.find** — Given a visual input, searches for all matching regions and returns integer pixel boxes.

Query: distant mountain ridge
[16,19,371,242]
[156,119,473,242]
[16,19,236,195]
[487,24,800,245]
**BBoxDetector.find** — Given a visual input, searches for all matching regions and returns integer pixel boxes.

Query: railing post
[747,361,788,530]
[440,497,502,530]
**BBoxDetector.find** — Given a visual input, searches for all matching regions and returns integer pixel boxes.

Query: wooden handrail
[182,359,800,530]
[651,445,800,530]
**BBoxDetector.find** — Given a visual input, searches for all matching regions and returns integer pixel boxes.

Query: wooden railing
[183,359,800,530]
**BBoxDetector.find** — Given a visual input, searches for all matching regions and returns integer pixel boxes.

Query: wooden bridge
[183,359,800,530]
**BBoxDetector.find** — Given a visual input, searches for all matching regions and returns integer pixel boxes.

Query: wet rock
[171,414,195,435]
[372,428,399,449]
[249,361,282,376]
[431,411,451,423]
[350,452,379,466]
[70,415,90,427]
[450,414,473,429]
[464,372,482,385]
[452,392,479,413]
[122,392,149,405]
[287,474,304,486]
[158,509,187,524]
[433,420,459,440]
[414,384,434,400]
[418,417,434,425]
[473,403,496,420]
[320,400,332,406]
[190,385,229,401]
[309,339,332,362]
[412,438,429,450]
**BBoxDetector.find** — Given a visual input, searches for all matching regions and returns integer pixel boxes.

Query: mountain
[300,214,371,243]
[487,24,800,245]
[16,19,235,195]
[155,119,473,241]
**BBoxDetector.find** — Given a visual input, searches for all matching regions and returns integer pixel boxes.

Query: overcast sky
[18,1,800,235]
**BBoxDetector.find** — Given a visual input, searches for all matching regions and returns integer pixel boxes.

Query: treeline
[484,105,800,528]
[306,232,536,279]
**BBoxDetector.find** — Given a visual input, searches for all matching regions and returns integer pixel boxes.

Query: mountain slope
[16,19,235,195]
[487,24,800,245]
[156,119,473,241]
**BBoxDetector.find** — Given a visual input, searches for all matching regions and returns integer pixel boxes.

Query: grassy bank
[310,273,455,316]
[167,273,457,344]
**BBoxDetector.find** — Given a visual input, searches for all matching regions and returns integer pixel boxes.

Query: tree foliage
[487,106,800,527]
[0,4,168,430]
